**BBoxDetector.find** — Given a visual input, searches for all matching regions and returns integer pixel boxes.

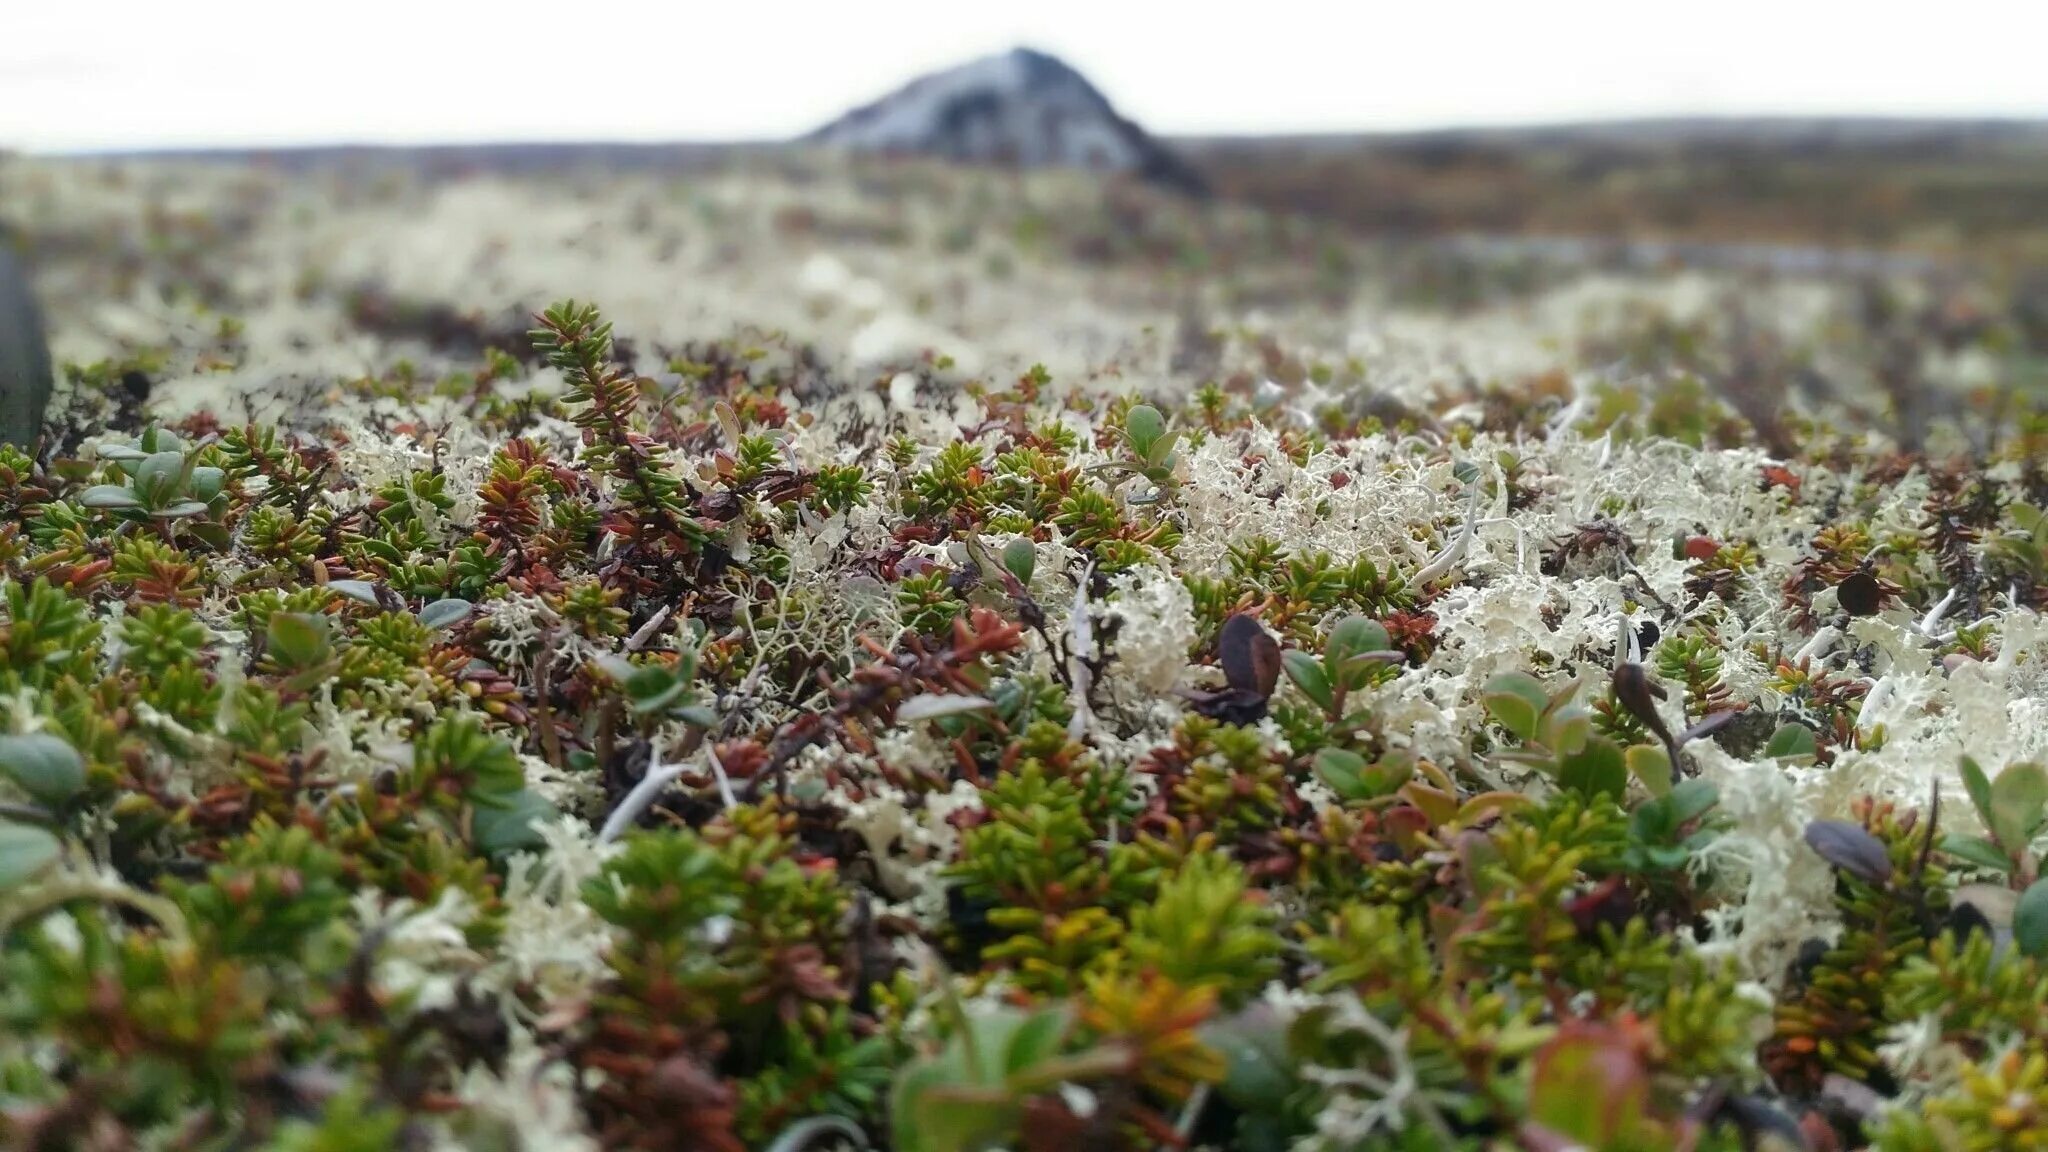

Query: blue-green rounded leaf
[1144,429,1181,469]
[1201,1007,1294,1112]
[1124,404,1165,453]
[1958,756,1996,833]
[471,788,556,857]
[133,450,187,501]
[1764,723,1818,762]
[326,580,381,607]
[1989,762,2048,854]
[187,465,226,502]
[1313,747,1367,799]
[1328,615,1391,662]
[0,820,59,890]
[419,598,474,630]
[0,732,86,806]
[1944,834,2016,875]
[1559,736,1628,801]
[1281,650,1333,713]
[265,611,332,668]
[79,484,142,509]
[2015,878,2048,959]
[139,427,186,455]
[1664,780,1720,825]
[1000,538,1036,587]
[1484,673,1548,744]
[98,443,147,469]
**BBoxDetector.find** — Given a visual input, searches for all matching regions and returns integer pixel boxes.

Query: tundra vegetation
[0,153,2046,1152]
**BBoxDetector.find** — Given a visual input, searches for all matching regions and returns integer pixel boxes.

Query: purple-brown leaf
[1804,820,1894,885]
[1219,613,1281,700]
[1837,571,1883,617]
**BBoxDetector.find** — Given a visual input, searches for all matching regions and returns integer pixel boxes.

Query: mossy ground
[0,153,2046,1151]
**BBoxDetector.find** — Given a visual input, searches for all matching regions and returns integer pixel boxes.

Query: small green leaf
[265,612,332,669]
[1124,404,1165,454]
[1327,610,1392,655]
[1000,538,1036,586]
[1144,429,1181,469]
[1455,790,1535,826]
[908,1092,1015,1152]
[1629,800,1675,844]
[1201,1009,1294,1112]
[1326,614,1390,666]
[1486,692,1539,745]
[133,450,187,502]
[1559,736,1628,801]
[471,788,557,857]
[419,598,474,630]
[1366,750,1418,798]
[187,465,226,502]
[0,732,86,806]
[1625,744,1672,796]
[1764,723,1818,761]
[1645,845,1691,869]
[1942,834,2016,875]
[1528,1028,1652,1145]
[281,660,344,695]
[1314,747,1367,799]
[1959,755,1996,833]
[1989,762,2048,854]
[1538,681,1584,722]
[2015,878,2048,959]
[675,704,720,728]
[1548,710,1591,758]
[1664,779,1720,825]
[1483,673,1548,744]
[627,678,691,717]
[1002,1004,1073,1074]
[184,521,232,550]
[79,484,141,509]
[150,500,211,520]
[0,820,59,890]
[326,580,381,607]
[1281,650,1333,714]
[98,443,147,468]
[140,427,186,455]
[713,400,742,448]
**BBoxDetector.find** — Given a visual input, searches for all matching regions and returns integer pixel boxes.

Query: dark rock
[1707,706,1782,760]
[804,47,1210,198]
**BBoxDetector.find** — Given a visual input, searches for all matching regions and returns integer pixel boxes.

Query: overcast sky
[5,0,2047,152]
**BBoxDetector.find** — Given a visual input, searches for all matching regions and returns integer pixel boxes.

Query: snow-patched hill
[804,47,1209,196]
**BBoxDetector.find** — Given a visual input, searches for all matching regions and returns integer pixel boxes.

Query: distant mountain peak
[804,47,1208,196]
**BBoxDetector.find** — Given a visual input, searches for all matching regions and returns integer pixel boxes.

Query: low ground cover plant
[3,155,2048,1151]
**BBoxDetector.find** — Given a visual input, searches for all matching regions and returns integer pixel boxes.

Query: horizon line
[16,111,2048,160]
